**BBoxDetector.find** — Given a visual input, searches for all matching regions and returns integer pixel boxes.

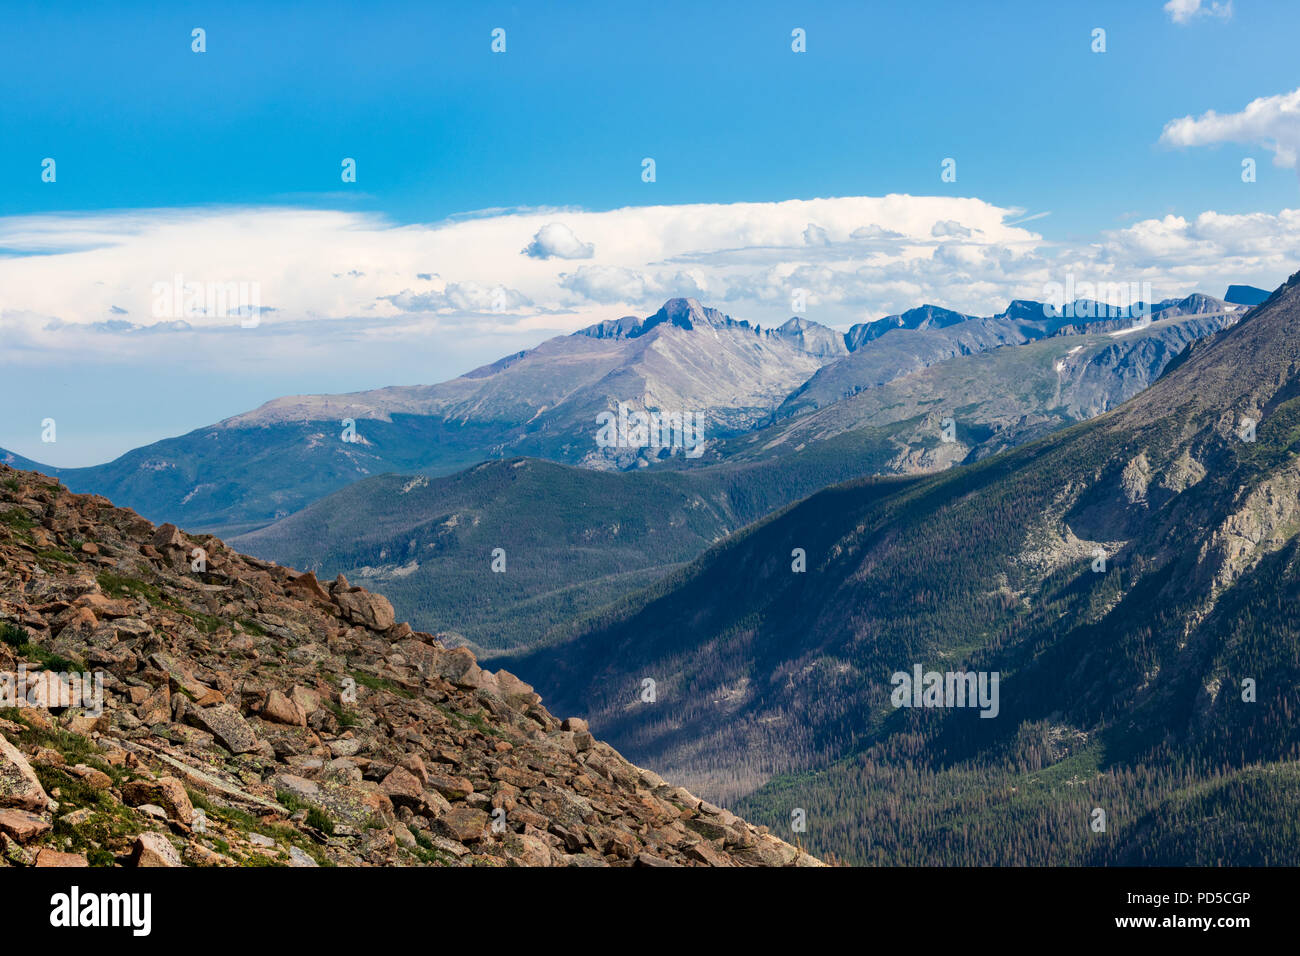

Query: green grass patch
[349,670,415,699]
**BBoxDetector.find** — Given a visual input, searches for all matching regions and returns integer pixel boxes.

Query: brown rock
[263,689,307,727]
[333,588,395,631]
[122,776,194,826]
[186,702,259,754]
[0,733,50,811]
[290,684,322,716]
[130,832,183,867]
[0,808,51,842]
[398,753,428,784]
[35,848,89,867]
[73,592,135,618]
[434,647,489,689]
[436,807,490,843]
[137,684,171,725]
[285,571,331,604]
[426,773,474,800]
[150,523,186,551]
[380,766,424,808]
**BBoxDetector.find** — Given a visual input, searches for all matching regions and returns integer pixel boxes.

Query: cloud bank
[0,194,1294,373]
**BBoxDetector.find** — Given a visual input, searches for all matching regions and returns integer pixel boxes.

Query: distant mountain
[844,304,978,349]
[3,299,844,536]
[776,295,1237,418]
[0,294,1239,541]
[710,305,1242,472]
[1225,284,1271,306]
[500,273,1300,864]
[233,305,1241,657]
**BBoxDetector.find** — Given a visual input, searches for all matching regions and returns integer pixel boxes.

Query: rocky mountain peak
[0,466,818,868]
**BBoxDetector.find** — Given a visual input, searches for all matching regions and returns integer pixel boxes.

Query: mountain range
[229,296,1241,652]
[2,273,1295,868]
[2,293,1241,541]
[495,272,1300,864]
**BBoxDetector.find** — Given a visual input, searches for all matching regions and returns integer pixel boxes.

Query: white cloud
[931,220,973,238]
[382,282,533,313]
[1160,87,1300,170]
[802,223,831,246]
[851,224,904,240]
[521,222,595,260]
[0,195,1292,373]
[1164,0,1232,24]
[557,266,708,304]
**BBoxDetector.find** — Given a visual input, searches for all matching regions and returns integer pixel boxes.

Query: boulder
[380,766,424,808]
[285,571,331,604]
[130,832,183,867]
[436,807,489,843]
[35,848,89,867]
[186,702,259,754]
[150,523,187,551]
[263,688,307,727]
[122,776,194,826]
[0,808,51,842]
[333,588,395,631]
[0,733,50,811]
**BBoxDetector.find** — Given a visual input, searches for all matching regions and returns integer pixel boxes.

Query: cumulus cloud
[558,266,707,304]
[521,222,595,259]
[851,224,905,240]
[382,282,532,313]
[1160,87,1300,170]
[931,220,973,238]
[802,223,831,246]
[1164,0,1232,24]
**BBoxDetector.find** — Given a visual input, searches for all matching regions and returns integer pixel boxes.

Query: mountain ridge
[0,293,1242,541]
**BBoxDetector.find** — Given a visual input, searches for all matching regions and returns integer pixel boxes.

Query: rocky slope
[782,296,1239,418]
[0,466,817,867]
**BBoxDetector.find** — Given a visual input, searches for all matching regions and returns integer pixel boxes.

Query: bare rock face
[0,465,818,868]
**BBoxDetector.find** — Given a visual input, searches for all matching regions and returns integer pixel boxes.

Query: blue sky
[3,0,1299,465]
[3,0,1295,230]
